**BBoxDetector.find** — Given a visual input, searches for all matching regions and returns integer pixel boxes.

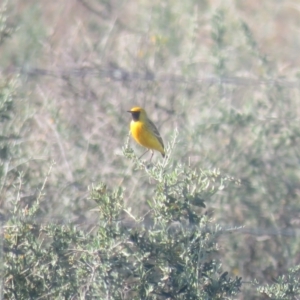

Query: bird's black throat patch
[130,111,140,121]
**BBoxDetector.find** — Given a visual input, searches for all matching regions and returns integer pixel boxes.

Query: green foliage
[211,9,227,76]
[4,156,242,299]
[255,266,300,299]
[0,1,14,46]
[239,21,271,73]
[0,76,19,187]
[0,1,45,67]
[5,197,87,298]
[0,78,14,123]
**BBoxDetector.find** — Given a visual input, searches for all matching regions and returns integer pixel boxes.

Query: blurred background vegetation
[2,0,300,298]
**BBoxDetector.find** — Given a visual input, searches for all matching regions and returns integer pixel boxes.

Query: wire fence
[2,65,300,89]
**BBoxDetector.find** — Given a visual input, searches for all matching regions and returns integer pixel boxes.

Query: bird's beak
[127,110,132,113]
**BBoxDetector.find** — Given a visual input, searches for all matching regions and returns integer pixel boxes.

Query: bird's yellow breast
[130,120,164,154]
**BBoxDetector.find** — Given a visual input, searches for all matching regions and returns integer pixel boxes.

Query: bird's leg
[149,150,154,162]
[138,149,149,159]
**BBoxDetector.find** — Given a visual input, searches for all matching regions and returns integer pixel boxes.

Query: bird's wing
[147,119,164,149]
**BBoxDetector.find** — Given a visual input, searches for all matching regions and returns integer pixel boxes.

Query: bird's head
[127,107,146,121]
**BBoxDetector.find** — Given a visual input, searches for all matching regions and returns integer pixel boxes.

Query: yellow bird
[128,107,165,159]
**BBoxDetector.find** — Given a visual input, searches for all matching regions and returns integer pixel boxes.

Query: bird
[127,106,165,160]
